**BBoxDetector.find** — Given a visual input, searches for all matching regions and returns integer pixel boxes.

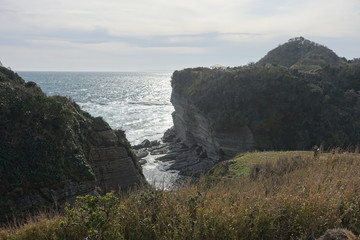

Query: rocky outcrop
[169,90,255,171]
[160,75,256,176]
[132,139,164,161]
[87,119,145,193]
[162,38,360,175]
[157,128,216,176]
[133,139,160,150]
[0,66,145,222]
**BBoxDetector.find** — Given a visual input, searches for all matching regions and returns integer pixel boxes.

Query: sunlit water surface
[18,71,178,188]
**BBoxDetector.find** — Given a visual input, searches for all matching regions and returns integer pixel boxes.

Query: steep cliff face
[88,123,145,192]
[171,90,255,162]
[0,66,145,222]
[168,38,360,174]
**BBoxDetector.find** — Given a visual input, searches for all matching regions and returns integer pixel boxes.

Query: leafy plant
[62,192,121,240]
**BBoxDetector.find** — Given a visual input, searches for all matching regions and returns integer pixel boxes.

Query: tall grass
[2,152,360,240]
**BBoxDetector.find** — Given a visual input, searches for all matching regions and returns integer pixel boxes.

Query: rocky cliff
[171,90,255,160]
[168,68,256,175]
[166,37,360,175]
[0,66,145,222]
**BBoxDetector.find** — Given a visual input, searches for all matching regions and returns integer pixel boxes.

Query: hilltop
[257,36,347,72]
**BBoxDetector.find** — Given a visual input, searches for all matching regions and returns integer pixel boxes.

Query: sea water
[18,71,178,189]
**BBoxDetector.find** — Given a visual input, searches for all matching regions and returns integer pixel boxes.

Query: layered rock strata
[0,66,145,222]
[171,91,255,161]
[156,87,255,177]
[87,120,145,192]
[157,127,216,176]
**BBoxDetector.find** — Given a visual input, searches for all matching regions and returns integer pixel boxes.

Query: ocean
[18,71,178,188]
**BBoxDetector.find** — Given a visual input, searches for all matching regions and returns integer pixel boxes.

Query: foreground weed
[62,192,122,240]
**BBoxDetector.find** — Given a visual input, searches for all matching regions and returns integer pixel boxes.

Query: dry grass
[0,211,64,240]
[2,151,360,240]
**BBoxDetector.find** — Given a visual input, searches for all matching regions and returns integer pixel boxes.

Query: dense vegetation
[1,151,360,240]
[257,37,347,71]
[0,66,100,221]
[171,38,360,150]
[0,66,144,223]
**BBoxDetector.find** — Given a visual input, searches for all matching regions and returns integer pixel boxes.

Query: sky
[1,0,360,72]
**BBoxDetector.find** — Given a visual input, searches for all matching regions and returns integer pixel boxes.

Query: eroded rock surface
[171,91,255,161]
[0,66,145,222]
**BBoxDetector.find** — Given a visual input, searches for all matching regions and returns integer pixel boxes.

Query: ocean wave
[18,71,176,188]
[128,101,170,106]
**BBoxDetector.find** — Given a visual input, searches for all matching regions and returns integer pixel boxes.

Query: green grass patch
[230,151,312,177]
[207,151,313,181]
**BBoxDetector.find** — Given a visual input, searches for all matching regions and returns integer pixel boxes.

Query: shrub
[62,192,121,240]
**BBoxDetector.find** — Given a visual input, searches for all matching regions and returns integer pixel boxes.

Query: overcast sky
[1,0,360,71]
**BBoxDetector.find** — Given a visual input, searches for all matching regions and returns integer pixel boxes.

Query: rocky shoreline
[133,127,216,177]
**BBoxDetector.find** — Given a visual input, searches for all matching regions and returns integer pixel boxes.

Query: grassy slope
[2,151,360,240]
[207,151,312,179]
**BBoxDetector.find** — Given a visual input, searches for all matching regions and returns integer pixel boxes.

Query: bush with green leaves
[62,192,122,240]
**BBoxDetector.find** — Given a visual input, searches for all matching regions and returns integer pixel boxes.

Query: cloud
[240,0,360,38]
[1,0,360,70]
[2,0,360,38]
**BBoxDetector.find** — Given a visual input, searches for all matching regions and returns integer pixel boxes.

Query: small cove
[18,71,179,188]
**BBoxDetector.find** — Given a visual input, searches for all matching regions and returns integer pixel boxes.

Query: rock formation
[171,90,255,160]
[162,88,255,176]
[0,66,146,222]
[161,37,360,176]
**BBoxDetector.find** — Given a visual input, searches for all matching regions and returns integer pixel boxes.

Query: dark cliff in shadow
[0,66,146,222]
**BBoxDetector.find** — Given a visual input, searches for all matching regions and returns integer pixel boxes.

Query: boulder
[150,140,160,147]
[135,150,149,159]
[132,139,151,150]
[139,159,147,165]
